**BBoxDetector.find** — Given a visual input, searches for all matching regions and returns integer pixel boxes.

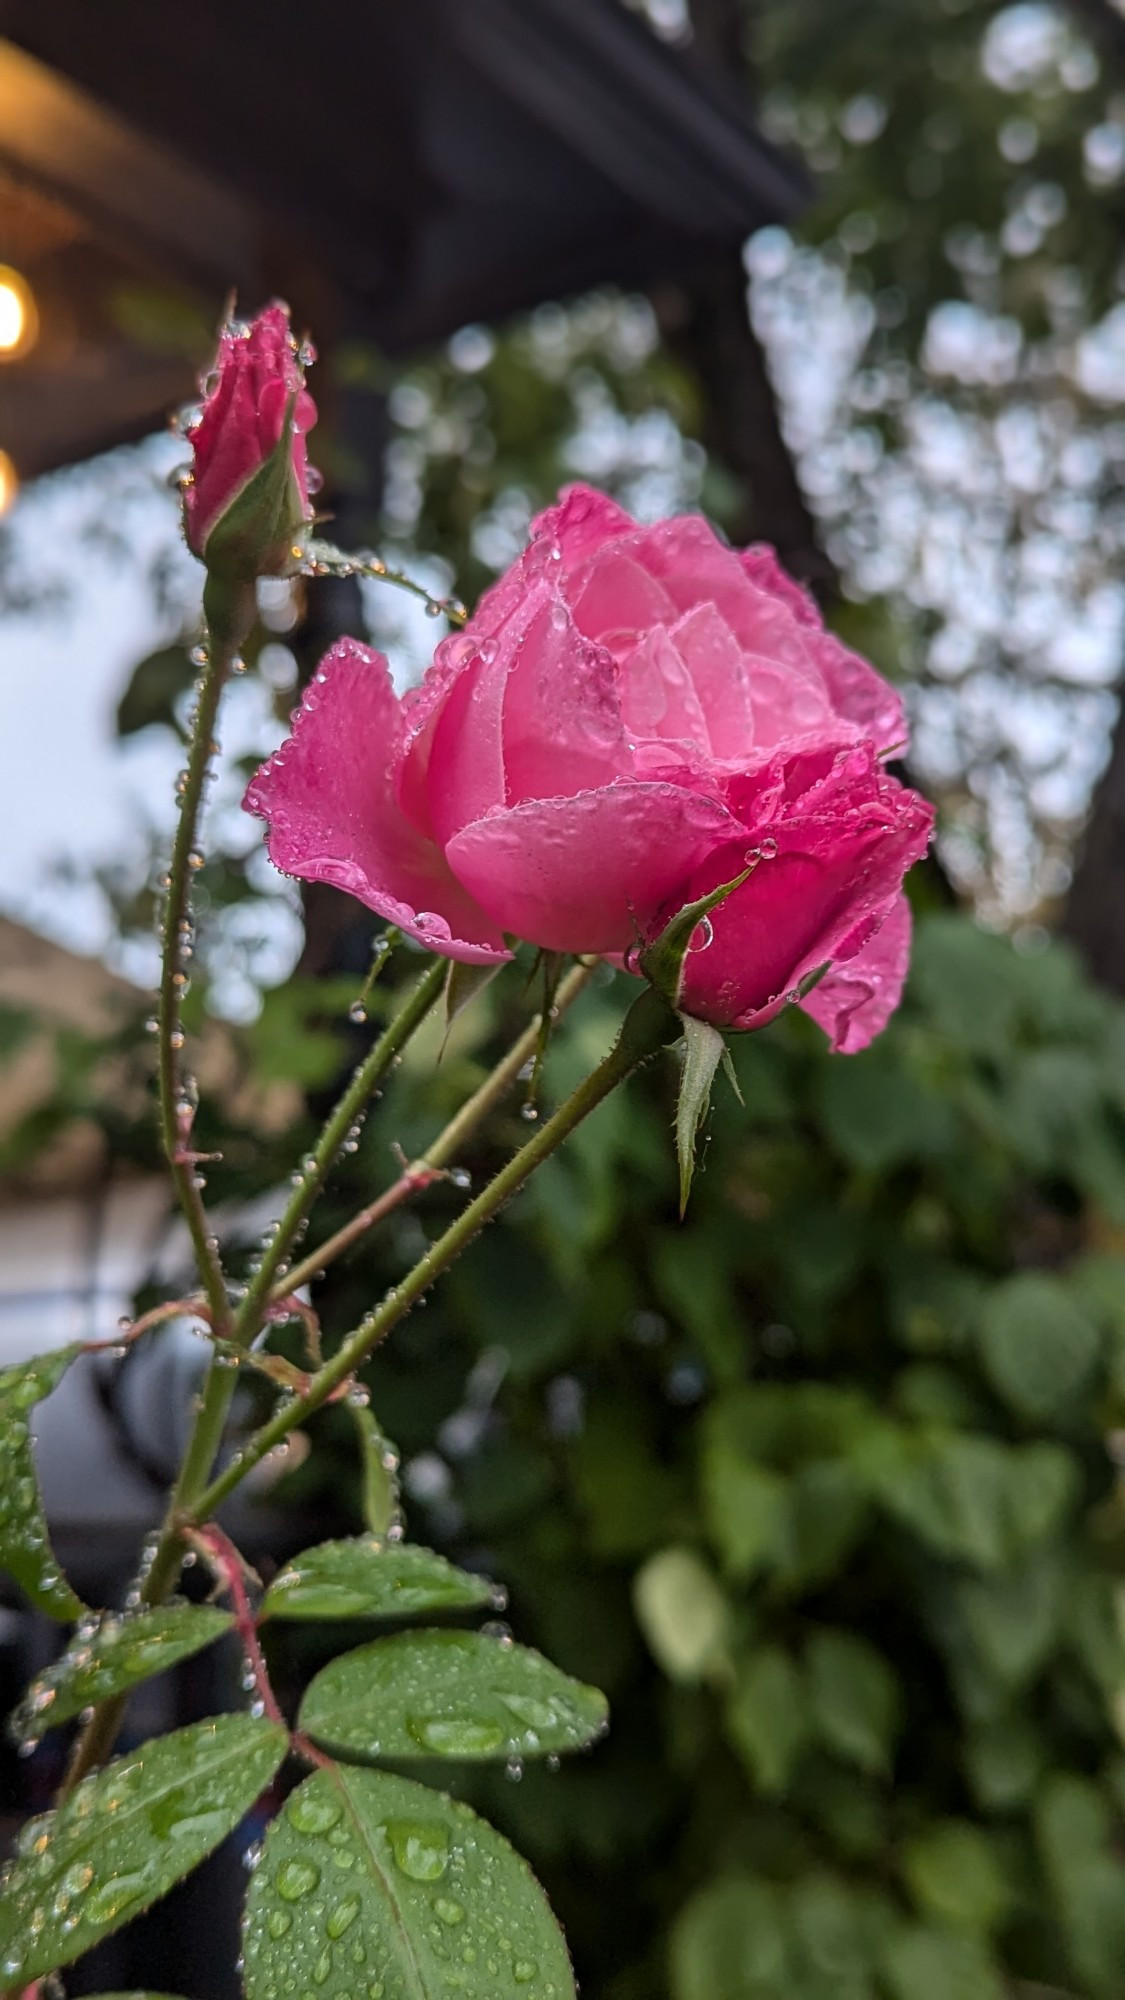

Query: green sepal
[675,1018,727,1215]
[796,959,832,1000]
[639,864,753,1011]
[350,1403,401,1537]
[0,1344,85,1619]
[201,389,306,581]
[444,958,501,1031]
[721,1046,744,1107]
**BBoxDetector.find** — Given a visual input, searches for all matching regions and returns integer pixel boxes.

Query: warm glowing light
[0,451,19,515]
[0,266,37,360]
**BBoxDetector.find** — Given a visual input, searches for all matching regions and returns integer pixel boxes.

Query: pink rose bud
[183,300,318,579]
[245,486,933,1053]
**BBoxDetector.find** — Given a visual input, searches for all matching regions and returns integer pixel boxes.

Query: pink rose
[245,486,932,1050]
[184,301,317,572]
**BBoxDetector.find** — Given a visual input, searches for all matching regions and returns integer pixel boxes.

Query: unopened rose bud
[183,300,317,582]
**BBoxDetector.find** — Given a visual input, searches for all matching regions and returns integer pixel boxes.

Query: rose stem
[189,986,678,1526]
[271,959,597,1300]
[230,954,448,1345]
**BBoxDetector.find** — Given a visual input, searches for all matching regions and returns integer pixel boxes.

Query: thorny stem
[272,959,597,1299]
[190,987,678,1524]
[157,581,254,1339]
[58,958,448,1798]
[187,1524,284,1729]
[232,955,447,1343]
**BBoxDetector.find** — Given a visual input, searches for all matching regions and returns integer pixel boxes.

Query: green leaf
[700,1439,787,1581]
[350,1409,403,1538]
[977,1272,1101,1421]
[633,1547,730,1685]
[115,640,195,737]
[0,1344,85,1618]
[880,1924,1005,2000]
[9,1603,234,1743]
[953,1547,1063,1687]
[670,1877,790,2000]
[675,1017,726,1214]
[726,1647,809,1795]
[902,1821,1010,1933]
[0,1713,287,1983]
[963,1714,1045,1812]
[261,1539,499,1623]
[299,1629,607,1763]
[807,1630,900,1775]
[1036,1776,1125,1997]
[861,1429,1078,1569]
[242,1765,575,2000]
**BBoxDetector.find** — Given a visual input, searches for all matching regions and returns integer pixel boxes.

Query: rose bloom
[246,486,932,1051]
[184,301,317,564]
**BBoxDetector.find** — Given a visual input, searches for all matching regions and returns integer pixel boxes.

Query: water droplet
[434,1897,465,1926]
[287,1791,342,1836]
[86,1864,157,1924]
[327,1894,361,1938]
[267,1907,293,1938]
[514,1960,538,1983]
[386,1818,450,1882]
[276,1858,321,1901]
[406,1714,506,1756]
[498,1693,559,1732]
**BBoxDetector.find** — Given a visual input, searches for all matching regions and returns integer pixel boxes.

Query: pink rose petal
[244,639,509,963]
[447,781,740,955]
[801,892,913,1053]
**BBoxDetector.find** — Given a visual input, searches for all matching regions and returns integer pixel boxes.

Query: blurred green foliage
[233,910,1125,2000]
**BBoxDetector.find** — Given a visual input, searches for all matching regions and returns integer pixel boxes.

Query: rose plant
[0,303,930,1999]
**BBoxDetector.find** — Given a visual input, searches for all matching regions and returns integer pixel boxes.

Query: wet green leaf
[0,1344,84,1619]
[0,1713,287,1983]
[299,1629,607,1763]
[8,1603,234,1744]
[261,1539,499,1623]
[242,1764,575,2000]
